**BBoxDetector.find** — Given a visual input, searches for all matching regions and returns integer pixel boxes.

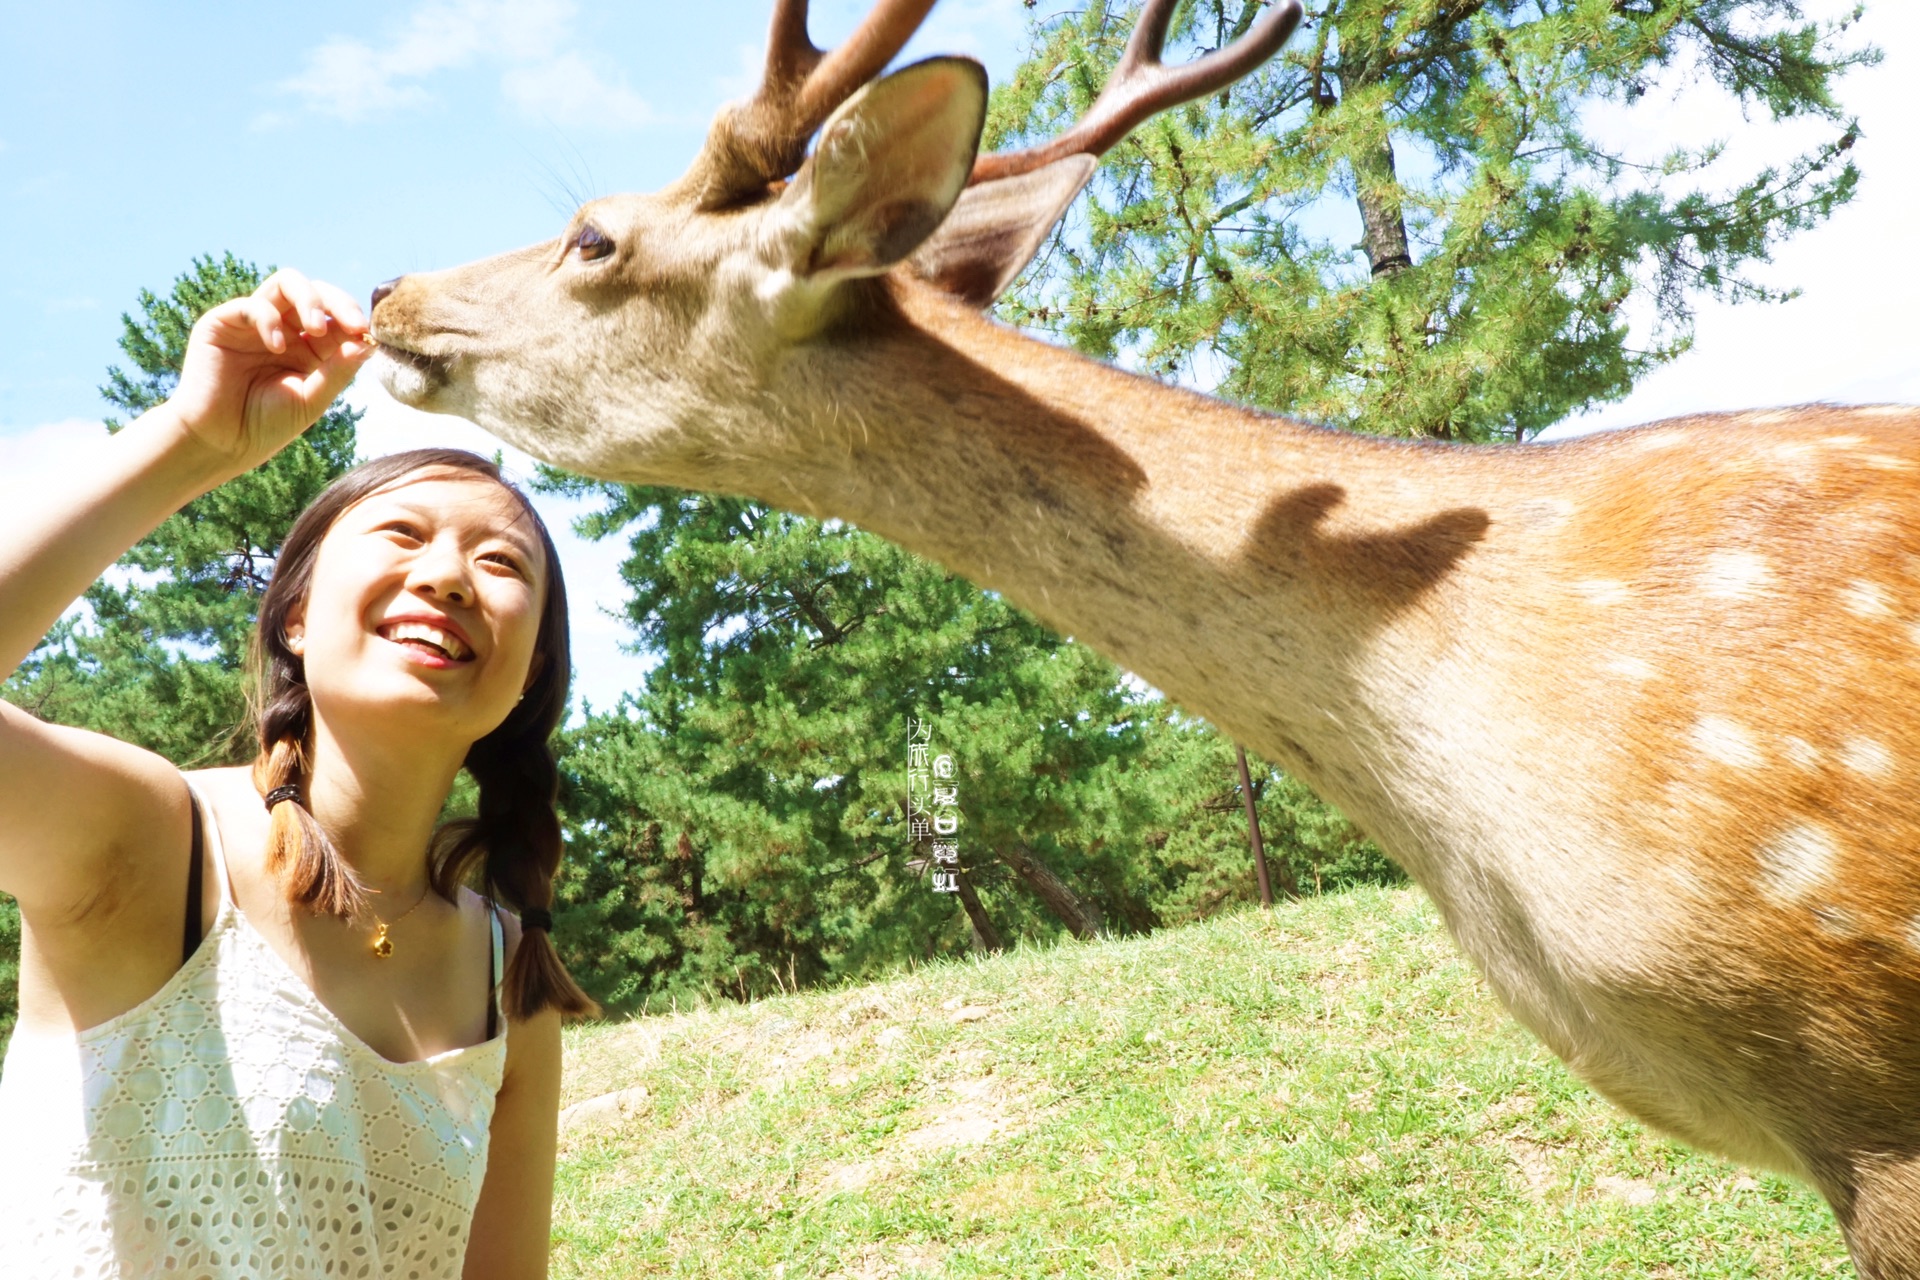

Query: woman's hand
[167,269,374,476]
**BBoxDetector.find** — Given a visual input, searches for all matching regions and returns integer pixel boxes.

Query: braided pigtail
[433,710,597,1022]
[424,463,595,1022]
[249,728,367,919]
[249,532,367,919]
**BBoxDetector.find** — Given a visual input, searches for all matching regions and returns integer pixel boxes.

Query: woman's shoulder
[455,884,526,967]
[183,766,271,867]
[183,765,257,799]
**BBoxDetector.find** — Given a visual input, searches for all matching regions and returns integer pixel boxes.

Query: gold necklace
[369,884,432,959]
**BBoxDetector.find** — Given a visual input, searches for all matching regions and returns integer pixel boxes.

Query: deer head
[368,0,1303,485]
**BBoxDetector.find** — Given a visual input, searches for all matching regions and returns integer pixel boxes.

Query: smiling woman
[0,270,593,1279]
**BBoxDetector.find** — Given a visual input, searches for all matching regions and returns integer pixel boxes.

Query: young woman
[0,269,595,1278]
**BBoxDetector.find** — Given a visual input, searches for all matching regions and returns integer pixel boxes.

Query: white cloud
[0,418,109,507]
[902,0,1031,73]
[274,0,654,132]
[281,38,438,121]
[503,53,655,130]
[1536,0,1920,440]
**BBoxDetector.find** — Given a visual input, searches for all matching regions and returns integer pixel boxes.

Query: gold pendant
[371,921,393,958]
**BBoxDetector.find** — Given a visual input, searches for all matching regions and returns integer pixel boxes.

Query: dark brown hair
[249,447,598,1021]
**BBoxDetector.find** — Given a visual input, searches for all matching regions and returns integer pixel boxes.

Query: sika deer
[368,1,1920,1270]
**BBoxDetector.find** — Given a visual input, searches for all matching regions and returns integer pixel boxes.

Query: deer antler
[690,0,941,207]
[908,0,1304,308]
[971,0,1304,184]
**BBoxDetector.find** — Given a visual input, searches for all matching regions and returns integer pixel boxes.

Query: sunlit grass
[550,886,1851,1278]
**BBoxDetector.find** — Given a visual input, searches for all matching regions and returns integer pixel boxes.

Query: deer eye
[574,225,614,262]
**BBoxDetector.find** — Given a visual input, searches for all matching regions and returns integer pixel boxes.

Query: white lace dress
[0,788,508,1279]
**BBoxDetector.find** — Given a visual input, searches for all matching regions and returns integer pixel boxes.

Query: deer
[364,0,1920,1272]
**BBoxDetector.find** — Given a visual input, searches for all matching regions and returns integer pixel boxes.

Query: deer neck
[743,281,1512,854]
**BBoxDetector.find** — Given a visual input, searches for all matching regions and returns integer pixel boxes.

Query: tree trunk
[1234,748,1299,902]
[953,869,1005,953]
[1355,127,1413,278]
[998,843,1105,939]
[1236,745,1274,907]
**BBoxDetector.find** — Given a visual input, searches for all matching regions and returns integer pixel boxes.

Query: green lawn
[551,886,1852,1278]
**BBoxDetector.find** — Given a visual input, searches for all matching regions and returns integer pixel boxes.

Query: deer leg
[1830,1154,1920,1279]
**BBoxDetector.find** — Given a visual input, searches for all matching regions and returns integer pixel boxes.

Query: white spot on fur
[1782,737,1821,770]
[1691,716,1764,769]
[1606,656,1656,681]
[1698,552,1773,601]
[1843,581,1895,618]
[1755,824,1837,906]
[1865,454,1914,471]
[1577,579,1631,606]
[1822,435,1868,449]
[1840,738,1894,780]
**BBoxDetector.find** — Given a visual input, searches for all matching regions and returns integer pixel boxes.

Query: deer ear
[906,155,1097,309]
[774,57,987,289]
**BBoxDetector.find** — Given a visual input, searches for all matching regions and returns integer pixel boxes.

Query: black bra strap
[182,789,206,966]
[484,905,500,1041]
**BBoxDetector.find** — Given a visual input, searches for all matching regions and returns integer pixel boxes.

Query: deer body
[368,1,1920,1269]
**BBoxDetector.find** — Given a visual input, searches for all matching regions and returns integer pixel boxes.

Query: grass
[550,886,1853,1278]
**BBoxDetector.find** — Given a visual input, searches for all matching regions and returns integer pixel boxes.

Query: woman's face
[284,470,548,746]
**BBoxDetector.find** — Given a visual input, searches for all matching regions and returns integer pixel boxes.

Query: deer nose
[370,277,402,312]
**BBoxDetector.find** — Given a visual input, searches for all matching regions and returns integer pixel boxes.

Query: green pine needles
[990,0,1874,441]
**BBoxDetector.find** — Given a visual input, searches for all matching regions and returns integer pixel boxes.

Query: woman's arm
[465,1002,565,1278]
[0,270,370,913]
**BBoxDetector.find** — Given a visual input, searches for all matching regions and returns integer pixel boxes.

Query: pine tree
[989,0,1873,441]
[542,483,1202,1010]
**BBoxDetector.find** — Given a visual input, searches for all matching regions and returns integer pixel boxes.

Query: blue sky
[4,0,1919,711]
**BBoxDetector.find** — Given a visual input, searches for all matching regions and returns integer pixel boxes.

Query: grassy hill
[550,887,1853,1278]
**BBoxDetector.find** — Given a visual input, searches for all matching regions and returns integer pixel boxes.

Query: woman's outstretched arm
[0,270,371,912]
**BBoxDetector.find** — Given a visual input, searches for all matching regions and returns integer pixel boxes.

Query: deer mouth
[368,333,452,405]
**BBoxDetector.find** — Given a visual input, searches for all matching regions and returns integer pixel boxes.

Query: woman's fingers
[289,342,375,413]
[228,272,367,367]
[255,268,335,338]
[198,294,289,354]
[312,278,369,335]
